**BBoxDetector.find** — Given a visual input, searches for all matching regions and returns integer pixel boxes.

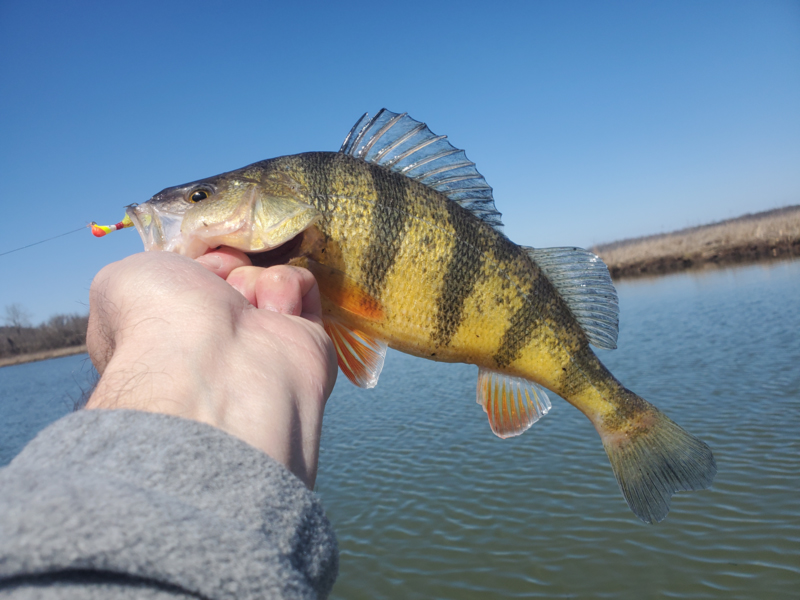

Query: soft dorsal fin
[526,247,619,350]
[340,109,503,230]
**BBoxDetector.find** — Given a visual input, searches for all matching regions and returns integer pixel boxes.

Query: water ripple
[318,262,800,599]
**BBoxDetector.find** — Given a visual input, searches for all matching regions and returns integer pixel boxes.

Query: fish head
[127,164,320,259]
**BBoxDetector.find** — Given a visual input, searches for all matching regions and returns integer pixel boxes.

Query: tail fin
[600,396,716,524]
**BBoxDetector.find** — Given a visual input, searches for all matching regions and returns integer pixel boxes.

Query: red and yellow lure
[90,214,134,237]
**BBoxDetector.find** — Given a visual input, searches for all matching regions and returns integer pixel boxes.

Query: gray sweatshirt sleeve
[0,410,338,599]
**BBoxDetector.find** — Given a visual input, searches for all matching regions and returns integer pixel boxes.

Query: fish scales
[289,152,582,381]
[118,109,716,524]
[296,150,617,430]
[431,200,486,349]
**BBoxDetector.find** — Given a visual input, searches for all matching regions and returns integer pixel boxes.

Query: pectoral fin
[477,368,551,439]
[324,318,387,389]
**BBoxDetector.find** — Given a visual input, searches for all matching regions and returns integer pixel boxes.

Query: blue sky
[1,0,799,324]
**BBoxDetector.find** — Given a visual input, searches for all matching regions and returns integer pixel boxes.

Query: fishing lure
[90,215,134,237]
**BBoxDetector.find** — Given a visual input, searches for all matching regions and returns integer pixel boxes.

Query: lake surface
[2,260,798,599]
[0,353,95,465]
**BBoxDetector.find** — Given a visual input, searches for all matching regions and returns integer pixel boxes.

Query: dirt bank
[0,345,88,368]
[591,205,800,280]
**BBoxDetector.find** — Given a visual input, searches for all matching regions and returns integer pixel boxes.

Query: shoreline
[592,205,800,281]
[0,345,88,369]
[602,239,800,280]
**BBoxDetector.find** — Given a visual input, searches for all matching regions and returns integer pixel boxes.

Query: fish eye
[189,189,210,203]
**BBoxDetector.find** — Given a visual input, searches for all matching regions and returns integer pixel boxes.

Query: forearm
[0,410,338,599]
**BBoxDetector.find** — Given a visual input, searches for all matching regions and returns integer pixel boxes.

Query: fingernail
[197,254,223,270]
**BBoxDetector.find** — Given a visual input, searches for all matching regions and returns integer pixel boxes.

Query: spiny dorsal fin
[477,368,551,439]
[527,247,619,350]
[340,109,503,230]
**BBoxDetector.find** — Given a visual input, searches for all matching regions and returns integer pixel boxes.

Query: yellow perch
[106,109,716,523]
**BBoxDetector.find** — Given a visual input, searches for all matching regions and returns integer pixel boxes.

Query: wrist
[86,339,217,420]
[85,329,315,481]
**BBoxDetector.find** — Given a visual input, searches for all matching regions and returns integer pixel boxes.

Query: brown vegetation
[1,312,88,366]
[0,345,88,368]
[591,205,800,280]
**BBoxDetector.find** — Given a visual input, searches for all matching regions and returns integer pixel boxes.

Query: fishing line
[0,225,90,258]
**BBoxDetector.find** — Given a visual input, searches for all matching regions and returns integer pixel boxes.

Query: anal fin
[324,318,387,389]
[477,368,551,439]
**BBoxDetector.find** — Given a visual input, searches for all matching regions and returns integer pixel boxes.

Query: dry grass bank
[0,314,89,359]
[0,344,88,368]
[1,313,88,367]
[591,205,800,280]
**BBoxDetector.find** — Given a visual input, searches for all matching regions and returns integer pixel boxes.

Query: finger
[225,266,262,306]
[226,265,321,319]
[254,265,321,319]
[196,247,252,278]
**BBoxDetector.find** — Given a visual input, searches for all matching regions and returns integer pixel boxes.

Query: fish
[120,109,716,523]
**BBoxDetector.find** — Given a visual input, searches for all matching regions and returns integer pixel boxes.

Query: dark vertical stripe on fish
[491,240,540,369]
[493,298,539,369]
[432,201,485,347]
[299,152,338,214]
[361,165,411,298]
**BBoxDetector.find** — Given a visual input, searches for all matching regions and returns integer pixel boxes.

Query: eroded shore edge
[0,345,88,369]
[592,204,800,281]
[602,240,800,281]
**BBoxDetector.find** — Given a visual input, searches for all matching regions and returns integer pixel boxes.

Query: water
[2,261,798,598]
[0,353,95,465]
[316,260,800,599]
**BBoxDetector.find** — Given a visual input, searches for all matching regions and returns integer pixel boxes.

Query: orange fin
[477,368,551,439]
[291,257,384,321]
[324,318,387,388]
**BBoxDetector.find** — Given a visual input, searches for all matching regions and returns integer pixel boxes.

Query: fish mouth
[127,197,320,261]
[127,200,318,266]
[126,203,183,253]
[244,230,308,268]
[126,202,210,257]
[201,227,313,268]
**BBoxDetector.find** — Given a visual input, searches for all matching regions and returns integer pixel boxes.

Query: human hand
[85,249,337,488]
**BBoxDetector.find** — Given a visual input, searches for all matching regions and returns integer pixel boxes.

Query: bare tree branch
[4,303,31,329]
